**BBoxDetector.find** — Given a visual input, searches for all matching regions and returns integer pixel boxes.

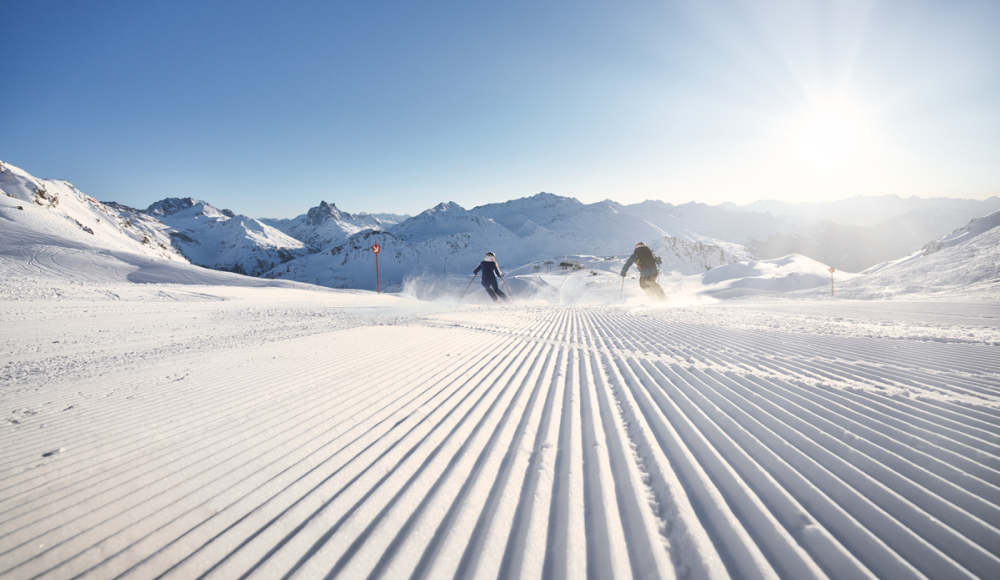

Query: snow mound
[699,254,840,299]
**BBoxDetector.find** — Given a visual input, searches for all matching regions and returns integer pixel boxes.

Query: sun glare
[784,98,876,169]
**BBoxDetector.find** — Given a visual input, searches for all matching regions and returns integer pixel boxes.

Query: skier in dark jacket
[621,242,667,302]
[473,252,509,303]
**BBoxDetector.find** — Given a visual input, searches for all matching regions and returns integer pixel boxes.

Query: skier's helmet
[635,242,645,248]
[485,251,496,262]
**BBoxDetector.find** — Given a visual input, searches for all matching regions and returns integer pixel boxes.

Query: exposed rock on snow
[652,236,743,274]
[148,197,314,277]
[260,200,388,249]
[0,161,185,263]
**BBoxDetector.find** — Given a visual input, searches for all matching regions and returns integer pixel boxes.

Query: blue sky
[2,0,997,218]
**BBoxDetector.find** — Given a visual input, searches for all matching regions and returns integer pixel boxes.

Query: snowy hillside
[0,216,328,303]
[0,161,185,263]
[145,197,314,276]
[826,210,1000,299]
[921,209,1000,256]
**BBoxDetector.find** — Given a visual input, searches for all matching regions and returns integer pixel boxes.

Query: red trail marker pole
[372,243,381,293]
[829,266,835,297]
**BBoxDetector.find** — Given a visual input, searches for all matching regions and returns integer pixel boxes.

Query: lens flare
[785,98,877,169]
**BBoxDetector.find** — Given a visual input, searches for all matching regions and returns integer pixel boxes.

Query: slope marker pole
[501,275,514,302]
[459,275,477,303]
[371,242,381,293]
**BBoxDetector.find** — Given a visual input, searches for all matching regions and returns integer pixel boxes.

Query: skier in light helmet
[473,252,509,303]
[620,242,667,302]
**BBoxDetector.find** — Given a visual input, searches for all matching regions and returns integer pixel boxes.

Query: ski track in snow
[2,298,1000,579]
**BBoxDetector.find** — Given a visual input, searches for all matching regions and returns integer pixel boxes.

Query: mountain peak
[146,197,223,217]
[303,200,352,226]
[427,201,466,214]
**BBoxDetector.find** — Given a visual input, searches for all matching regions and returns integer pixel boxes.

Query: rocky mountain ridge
[4,159,999,292]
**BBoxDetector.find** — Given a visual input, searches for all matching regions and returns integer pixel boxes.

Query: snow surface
[3,159,1000,578]
[3,228,1000,579]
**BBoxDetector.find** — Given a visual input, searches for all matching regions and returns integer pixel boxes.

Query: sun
[789,99,874,166]
[783,97,877,169]
[756,94,891,197]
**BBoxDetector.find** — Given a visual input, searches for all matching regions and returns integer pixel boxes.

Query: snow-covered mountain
[802,210,1000,299]
[260,195,756,290]
[918,209,1000,257]
[146,197,313,276]
[4,159,998,299]
[0,161,186,263]
[259,201,393,249]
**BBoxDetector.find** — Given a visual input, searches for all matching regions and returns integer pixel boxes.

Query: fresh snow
[2,160,1000,579]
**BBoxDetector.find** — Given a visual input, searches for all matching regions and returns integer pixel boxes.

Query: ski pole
[459,275,477,302]
[501,275,514,302]
[620,276,625,303]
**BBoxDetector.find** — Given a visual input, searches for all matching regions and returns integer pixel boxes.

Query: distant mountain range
[2,159,998,292]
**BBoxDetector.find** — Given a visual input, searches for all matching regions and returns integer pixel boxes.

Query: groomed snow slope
[3,279,999,580]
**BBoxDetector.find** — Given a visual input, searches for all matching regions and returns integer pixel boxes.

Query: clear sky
[2,0,997,218]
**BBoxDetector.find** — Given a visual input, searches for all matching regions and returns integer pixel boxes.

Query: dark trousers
[639,275,667,302]
[482,279,508,302]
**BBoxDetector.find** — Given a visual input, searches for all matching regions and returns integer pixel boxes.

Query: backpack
[635,245,657,270]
